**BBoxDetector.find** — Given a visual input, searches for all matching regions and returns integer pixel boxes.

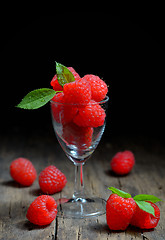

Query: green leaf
[108,187,132,198]
[56,62,75,87]
[133,194,162,203]
[16,88,56,109]
[135,200,155,216]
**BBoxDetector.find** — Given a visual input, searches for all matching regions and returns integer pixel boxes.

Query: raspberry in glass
[67,67,81,81]
[51,92,78,124]
[82,74,108,102]
[51,67,80,91]
[73,100,106,128]
[62,122,93,149]
[63,79,91,105]
[50,75,63,91]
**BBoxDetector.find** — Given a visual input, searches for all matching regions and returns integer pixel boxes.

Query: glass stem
[73,163,85,199]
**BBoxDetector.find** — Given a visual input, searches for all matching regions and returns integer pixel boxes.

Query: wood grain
[0,134,164,239]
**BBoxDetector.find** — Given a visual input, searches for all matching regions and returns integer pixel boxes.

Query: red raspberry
[51,67,80,91]
[51,92,78,124]
[62,122,93,149]
[50,75,63,91]
[67,67,81,81]
[51,91,64,102]
[130,201,160,229]
[82,74,108,102]
[106,193,136,230]
[63,79,91,105]
[110,150,135,175]
[10,158,37,186]
[26,195,57,226]
[39,165,67,194]
[73,100,106,128]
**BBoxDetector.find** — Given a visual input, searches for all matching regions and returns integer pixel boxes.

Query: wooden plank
[0,180,56,239]
[54,143,143,240]
[101,139,165,240]
[0,134,165,239]
[0,135,56,240]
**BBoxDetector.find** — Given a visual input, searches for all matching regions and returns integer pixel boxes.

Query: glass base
[56,197,106,218]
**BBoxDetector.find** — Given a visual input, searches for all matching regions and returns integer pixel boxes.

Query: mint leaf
[108,187,132,198]
[56,62,75,87]
[133,194,162,203]
[16,88,56,109]
[135,200,155,216]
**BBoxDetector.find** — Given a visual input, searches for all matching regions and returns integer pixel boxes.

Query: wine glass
[50,96,109,218]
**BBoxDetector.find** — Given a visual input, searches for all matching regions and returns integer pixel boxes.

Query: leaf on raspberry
[133,194,162,203]
[56,62,75,87]
[135,200,155,216]
[16,88,56,109]
[108,187,132,198]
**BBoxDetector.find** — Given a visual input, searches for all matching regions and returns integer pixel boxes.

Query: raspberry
[62,122,93,149]
[73,100,106,128]
[110,150,135,175]
[51,92,78,124]
[39,165,67,194]
[63,79,91,105]
[10,158,37,186]
[26,195,57,226]
[130,201,160,229]
[51,67,80,91]
[82,74,108,102]
[67,67,81,81]
[106,193,136,230]
[50,75,63,91]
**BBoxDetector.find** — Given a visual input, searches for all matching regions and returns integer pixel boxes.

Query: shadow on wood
[1,180,28,188]
[29,188,43,197]
[15,220,51,231]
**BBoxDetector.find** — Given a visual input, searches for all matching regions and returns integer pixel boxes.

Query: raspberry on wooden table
[107,186,162,231]
[10,157,37,186]
[39,165,67,194]
[110,150,135,175]
[130,201,160,229]
[106,193,136,230]
[26,195,57,226]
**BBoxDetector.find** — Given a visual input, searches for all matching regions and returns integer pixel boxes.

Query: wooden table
[0,133,165,240]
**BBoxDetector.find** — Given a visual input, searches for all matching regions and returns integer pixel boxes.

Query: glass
[50,96,109,218]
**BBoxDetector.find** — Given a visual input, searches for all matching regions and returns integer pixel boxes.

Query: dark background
[1,12,164,143]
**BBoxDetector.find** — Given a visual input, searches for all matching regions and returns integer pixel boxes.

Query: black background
[1,12,164,142]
